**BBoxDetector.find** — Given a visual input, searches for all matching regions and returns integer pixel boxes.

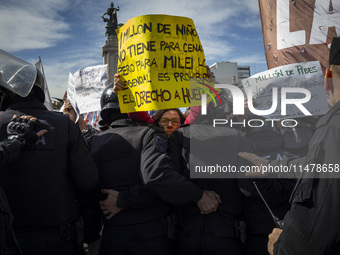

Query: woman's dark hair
[152,108,186,124]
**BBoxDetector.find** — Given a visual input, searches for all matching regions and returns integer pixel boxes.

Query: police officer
[167,101,255,255]
[237,120,298,255]
[87,83,221,255]
[0,49,100,255]
[0,115,46,255]
[239,37,340,255]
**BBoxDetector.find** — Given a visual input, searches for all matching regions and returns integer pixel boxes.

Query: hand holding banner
[116,15,207,113]
[67,64,108,114]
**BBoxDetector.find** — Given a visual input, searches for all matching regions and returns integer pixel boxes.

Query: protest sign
[241,61,328,119]
[67,64,108,114]
[116,14,207,113]
[259,0,339,71]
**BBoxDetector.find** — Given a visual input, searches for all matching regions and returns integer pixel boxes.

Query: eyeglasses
[159,118,181,126]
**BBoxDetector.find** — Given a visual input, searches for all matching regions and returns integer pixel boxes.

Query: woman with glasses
[152,108,186,137]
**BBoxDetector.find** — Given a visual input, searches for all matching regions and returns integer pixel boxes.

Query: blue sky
[1,0,268,98]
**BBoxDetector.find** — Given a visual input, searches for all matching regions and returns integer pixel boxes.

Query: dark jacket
[0,141,21,168]
[88,118,203,227]
[0,186,21,255]
[273,101,340,255]
[168,124,253,221]
[0,97,99,230]
[242,129,297,236]
[0,131,23,254]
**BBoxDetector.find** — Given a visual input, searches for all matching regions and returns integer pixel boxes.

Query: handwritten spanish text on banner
[116,15,207,113]
[241,61,328,119]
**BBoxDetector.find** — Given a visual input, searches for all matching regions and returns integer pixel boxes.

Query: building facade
[209,61,251,86]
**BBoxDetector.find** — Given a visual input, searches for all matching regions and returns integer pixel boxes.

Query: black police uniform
[239,178,295,255]
[0,186,21,255]
[0,116,45,255]
[0,142,22,254]
[271,100,340,254]
[240,126,298,255]
[167,124,254,255]
[88,118,204,255]
[0,96,99,255]
[0,140,21,168]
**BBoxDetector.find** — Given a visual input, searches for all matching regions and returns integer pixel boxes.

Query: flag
[35,57,54,110]
[84,112,90,123]
[259,0,339,71]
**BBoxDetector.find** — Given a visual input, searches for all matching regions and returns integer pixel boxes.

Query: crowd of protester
[0,36,340,255]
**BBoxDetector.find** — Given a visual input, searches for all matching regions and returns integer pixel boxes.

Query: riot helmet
[210,88,233,118]
[199,87,234,124]
[0,49,37,98]
[100,82,120,110]
[100,82,121,124]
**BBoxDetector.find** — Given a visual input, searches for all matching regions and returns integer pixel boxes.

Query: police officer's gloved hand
[6,115,39,147]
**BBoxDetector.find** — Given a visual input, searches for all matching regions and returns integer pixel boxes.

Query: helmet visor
[0,49,37,97]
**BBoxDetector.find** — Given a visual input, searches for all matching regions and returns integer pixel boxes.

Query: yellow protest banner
[116,14,209,113]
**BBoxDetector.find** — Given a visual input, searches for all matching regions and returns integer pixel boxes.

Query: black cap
[329,37,340,66]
